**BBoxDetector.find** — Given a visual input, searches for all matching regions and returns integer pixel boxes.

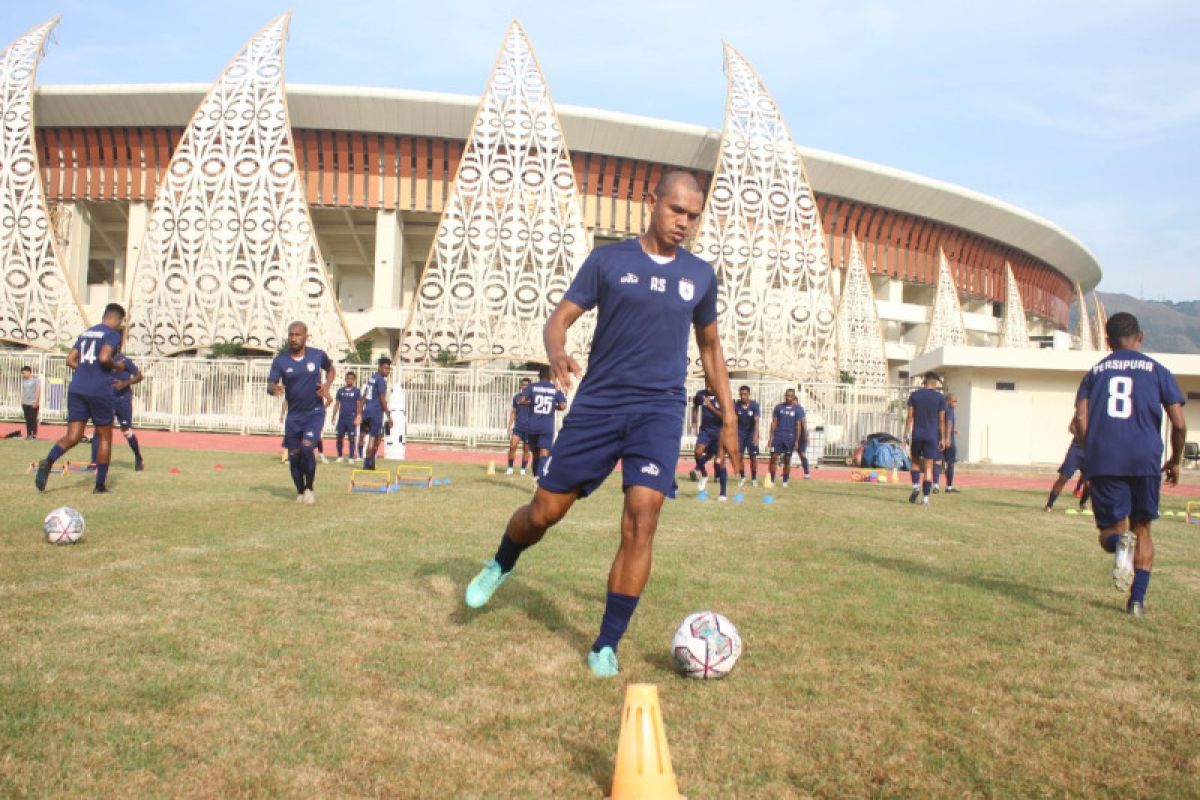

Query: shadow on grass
[835,548,1073,615]
[414,557,592,652]
[561,732,611,794]
[249,483,301,499]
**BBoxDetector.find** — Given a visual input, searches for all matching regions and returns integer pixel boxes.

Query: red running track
[14,423,1199,498]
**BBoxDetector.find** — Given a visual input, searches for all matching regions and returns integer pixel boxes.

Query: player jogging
[34,303,130,494]
[506,377,533,475]
[904,371,947,508]
[522,367,567,480]
[90,357,145,471]
[332,372,362,462]
[768,388,802,487]
[1044,429,1090,512]
[357,357,393,471]
[690,386,724,492]
[463,171,740,678]
[1074,312,1186,617]
[735,385,760,487]
[267,322,335,504]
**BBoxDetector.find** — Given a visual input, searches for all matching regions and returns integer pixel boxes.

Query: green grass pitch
[2,443,1198,797]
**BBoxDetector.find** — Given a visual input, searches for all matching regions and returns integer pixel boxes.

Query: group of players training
[33,171,1188,675]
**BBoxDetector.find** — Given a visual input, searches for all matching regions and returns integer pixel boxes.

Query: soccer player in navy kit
[904,371,947,507]
[690,387,724,492]
[332,372,362,462]
[506,377,533,475]
[735,385,761,487]
[1074,313,1186,617]
[794,397,812,479]
[357,357,393,471]
[935,393,960,493]
[1044,429,1089,512]
[90,357,145,471]
[768,388,802,487]
[267,322,335,504]
[464,171,740,678]
[522,367,567,480]
[35,303,130,494]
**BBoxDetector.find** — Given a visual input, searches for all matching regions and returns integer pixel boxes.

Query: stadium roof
[34,84,1102,291]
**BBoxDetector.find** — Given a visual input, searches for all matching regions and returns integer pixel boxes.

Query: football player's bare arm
[544,300,586,391]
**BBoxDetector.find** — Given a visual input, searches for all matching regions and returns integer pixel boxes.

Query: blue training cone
[733,492,745,503]
[696,490,708,500]
[763,494,775,505]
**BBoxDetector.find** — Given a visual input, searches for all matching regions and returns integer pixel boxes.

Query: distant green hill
[1090,293,1200,354]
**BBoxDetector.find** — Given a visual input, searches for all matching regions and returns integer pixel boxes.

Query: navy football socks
[300,447,317,490]
[922,480,932,497]
[288,452,305,493]
[1046,491,1059,509]
[945,464,955,487]
[1130,569,1151,605]
[95,462,109,488]
[47,444,65,465]
[127,434,142,461]
[933,463,941,485]
[494,533,531,573]
[1102,533,1121,553]
[717,465,727,496]
[910,469,920,487]
[593,591,640,653]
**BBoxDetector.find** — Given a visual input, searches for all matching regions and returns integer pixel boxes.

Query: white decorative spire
[1000,262,1030,348]
[400,21,590,364]
[922,249,967,353]
[0,18,88,349]
[1092,293,1108,347]
[693,42,837,381]
[1074,283,1094,350]
[126,14,352,356]
[836,236,888,385]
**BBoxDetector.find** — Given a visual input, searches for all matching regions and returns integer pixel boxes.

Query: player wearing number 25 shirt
[521,366,567,477]
[1074,312,1186,618]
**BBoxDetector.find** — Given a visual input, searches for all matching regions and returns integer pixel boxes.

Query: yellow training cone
[762,475,774,489]
[486,460,496,476]
[890,467,898,483]
[609,683,682,800]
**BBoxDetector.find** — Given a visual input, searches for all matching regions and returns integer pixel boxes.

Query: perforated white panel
[836,236,888,385]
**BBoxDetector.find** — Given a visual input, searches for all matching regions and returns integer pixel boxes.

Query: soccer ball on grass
[672,610,742,679]
[44,507,86,545]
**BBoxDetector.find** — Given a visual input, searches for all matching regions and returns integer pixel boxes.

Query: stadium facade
[1,15,1104,388]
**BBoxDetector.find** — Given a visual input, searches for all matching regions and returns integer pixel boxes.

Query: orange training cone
[609,683,682,800]
[890,467,898,483]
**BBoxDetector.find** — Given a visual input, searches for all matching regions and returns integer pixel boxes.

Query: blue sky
[5,0,1199,300]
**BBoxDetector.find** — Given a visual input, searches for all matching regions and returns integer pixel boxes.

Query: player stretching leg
[768,388,801,487]
[357,357,393,472]
[506,377,533,475]
[734,386,760,487]
[464,172,741,677]
[1075,313,1186,617]
[904,372,947,508]
[91,356,146,471]
[1044,432,1089,512]
[267,322,334,504]
[35,303,130,494]
[332,372,361,462]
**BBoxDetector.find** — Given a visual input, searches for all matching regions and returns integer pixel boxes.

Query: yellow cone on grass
[609,684,682,800]
[762,475,774,489]
[486,460,496,476]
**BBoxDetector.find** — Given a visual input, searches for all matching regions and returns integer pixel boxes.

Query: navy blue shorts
[696,428,720,449]
[361,413,384,437]
[112,395,134,430]
[770,437,796,455]
[539,411,683,499]
[527,431,554,453]
[911,437,941,461]
[943,444,957,464]
[335,418,357,437]
[511,427,529,444]
[1058,442,1086,479]
[67,391,114,427]
[737,433,758,455]
[1089,475,1160,528]
[282,409,325,450]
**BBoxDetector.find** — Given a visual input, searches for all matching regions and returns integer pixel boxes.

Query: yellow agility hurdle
[348,469,393,494]
[393,464,434,488]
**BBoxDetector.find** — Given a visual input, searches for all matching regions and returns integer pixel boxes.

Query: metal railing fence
[0,351,907,459]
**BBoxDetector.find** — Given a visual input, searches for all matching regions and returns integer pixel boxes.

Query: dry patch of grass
[2,441,1199,798]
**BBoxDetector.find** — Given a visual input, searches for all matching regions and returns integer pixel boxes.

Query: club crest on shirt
[307,362,316,372]
[678,278,694,301]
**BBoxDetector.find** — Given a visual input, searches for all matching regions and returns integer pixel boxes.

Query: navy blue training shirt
[362,373,388,417]
[112,358,140,398]
[335,386,361,423]
[564,238,718,414]
[1077,349,1185,476]
[907,387,947,440]
[772,403,801,442]
[522,380,567,436]
[736,400,761,436]
[512,391,533,430]
[70,324,124,396]
[268,347,331,414]
[693,389,723,432]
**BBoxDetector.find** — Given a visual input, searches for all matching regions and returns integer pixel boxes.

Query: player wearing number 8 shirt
[463,171,741,678]
[1074,313,1186,617]
[35,303,129,494]
[521,367,567,480]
